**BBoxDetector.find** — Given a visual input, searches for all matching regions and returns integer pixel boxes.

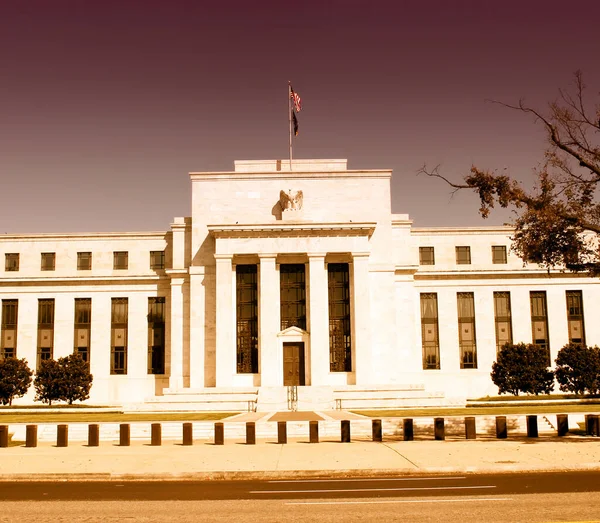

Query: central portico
[209,223,375,389]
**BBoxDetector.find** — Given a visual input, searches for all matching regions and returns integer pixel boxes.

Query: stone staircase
[332,384,454,410]
[132,384,453,412]
[130,388,259,412]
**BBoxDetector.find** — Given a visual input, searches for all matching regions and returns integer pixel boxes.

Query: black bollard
[120,423,130,446]
[526,415,538,438]
[434,417,445,440]
[246,422,256,445]
[182,422,193,446]
[309,420,319,443]
[341,420,351,443]
[214,422,224,445]
[589,415,600,437]
[88,424,99,447]
[496,416,507,439]
[0,425,8,448]
[465,417,476,440]
[277,421,287,444]
[372,419,383,442]
[403,418,414,441]
[151,423,162,446]
[556,414,569,437]
[57,424,68,447]
[26,425,37,448]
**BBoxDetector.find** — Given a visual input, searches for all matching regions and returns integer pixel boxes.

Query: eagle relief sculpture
[279,189,303,211]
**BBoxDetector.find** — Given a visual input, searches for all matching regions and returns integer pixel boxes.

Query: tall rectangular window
[492,245,507,264]
[455,246,471,264]
[41,252,55,271]
[1,300,18,359]
[236,265,258,373]
[150,251,165,270]
[457,292,477,369]
[419,247,435,265]
[420,293,440,369]
[148,297,166,374]
[111,298,128,374]
[37,299,55,368]
[530,291,550,365]
[77,252,92,270]
[493,291,513,353]
[328,263,351,372]
[113,252,128,270]
[74,298,91,364]
[566,290,585,345]
[280,264,306,330]
[5,253,19,272]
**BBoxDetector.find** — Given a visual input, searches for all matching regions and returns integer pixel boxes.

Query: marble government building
[1,159,598,410]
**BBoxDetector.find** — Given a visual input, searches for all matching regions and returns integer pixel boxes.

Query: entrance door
[283,342,305,386]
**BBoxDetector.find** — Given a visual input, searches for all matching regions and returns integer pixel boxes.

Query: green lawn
[0,412,238,423]
[352,404,600,417]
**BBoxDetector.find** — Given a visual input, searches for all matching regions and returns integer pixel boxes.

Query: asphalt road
[2,471,600,501]
[2,474,600,522]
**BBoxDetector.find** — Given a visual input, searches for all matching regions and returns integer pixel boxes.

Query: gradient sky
[1,0,599,233]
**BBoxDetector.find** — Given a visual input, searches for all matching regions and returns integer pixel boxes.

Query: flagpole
[288,81,293,170]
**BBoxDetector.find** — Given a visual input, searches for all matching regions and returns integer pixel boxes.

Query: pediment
[277,326,308,337]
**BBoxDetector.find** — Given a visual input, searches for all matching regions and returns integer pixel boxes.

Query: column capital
[351,252,370,260]
[258,253,278,260]
[308,253,327,260]
[214,253,234,261]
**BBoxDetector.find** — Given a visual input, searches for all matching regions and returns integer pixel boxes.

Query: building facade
[1,159,598,409]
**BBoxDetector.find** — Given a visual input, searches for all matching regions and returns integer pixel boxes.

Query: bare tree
[420,71,600,274]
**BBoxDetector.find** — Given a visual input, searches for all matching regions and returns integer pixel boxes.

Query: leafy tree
[555,343,600,395]
[0,358,33,406]
[420,71,600,275]
[491,343,555,395]
[60,353,93,405]
[34,358,63,405]
[34,354,93,406]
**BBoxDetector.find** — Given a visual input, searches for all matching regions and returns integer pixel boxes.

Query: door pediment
[278,326,308,338]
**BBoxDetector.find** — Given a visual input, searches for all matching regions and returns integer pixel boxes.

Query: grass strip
[0,412,239,423]
[351,404,600,417]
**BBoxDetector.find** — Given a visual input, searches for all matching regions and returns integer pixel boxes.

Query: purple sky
[1,0,598,233]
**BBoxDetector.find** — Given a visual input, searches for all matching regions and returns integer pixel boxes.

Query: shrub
[0,358,33,406]
[34,359,63,406]
[34,354,93,406]
[491,343,555,395]
[60,353,93,405]
[555,343,600,395]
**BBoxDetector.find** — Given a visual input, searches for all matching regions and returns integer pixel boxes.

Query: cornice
[414,270,599,281]
[190,170,391,181]
[208,222,376,238]
[411,226,514,235]
[0,231,168,242]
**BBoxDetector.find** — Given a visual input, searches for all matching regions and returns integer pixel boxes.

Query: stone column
[352,253,371,385]
[215,255,234,387]
[308,254,329,386]
[188,268,205,388]
[168,275,185,390]
[259,255,280,386]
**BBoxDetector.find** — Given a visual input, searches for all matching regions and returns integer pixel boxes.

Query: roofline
[0,231,169,241]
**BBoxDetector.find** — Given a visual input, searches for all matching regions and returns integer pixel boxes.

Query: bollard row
[0,414,590,448]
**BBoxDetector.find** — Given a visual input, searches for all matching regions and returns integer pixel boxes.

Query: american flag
[290,86,302,113]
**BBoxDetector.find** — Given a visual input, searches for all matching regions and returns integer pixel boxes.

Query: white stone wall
[407,227,600,398]
[0,233,171,405]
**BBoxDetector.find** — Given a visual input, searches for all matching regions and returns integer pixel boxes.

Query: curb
[2,465,600,482]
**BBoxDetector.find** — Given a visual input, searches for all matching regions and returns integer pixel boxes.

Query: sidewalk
[1,412,599,481]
